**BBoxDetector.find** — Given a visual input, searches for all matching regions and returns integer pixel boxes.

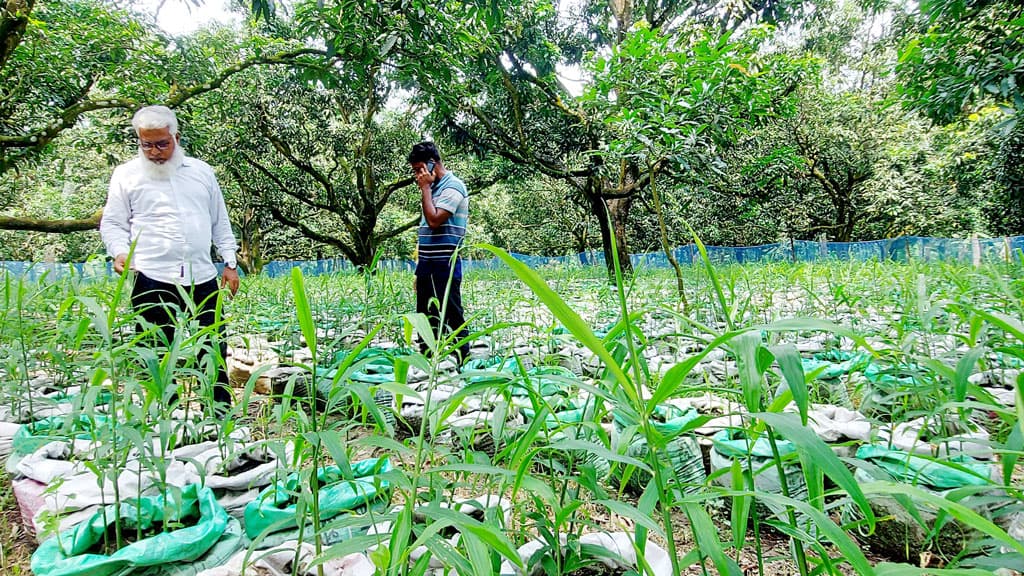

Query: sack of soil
[10,415,107,459]
[243,458,393,542]
[436,407,526,457]
[501,531,673,576]
[178,441,289,519]
[844,444,998,563]
[612,405,706,494]
[877,417,993,460]
[709,429,810,526]
[196,540,375,576]
[0,421,22,460]
[781,404,871,443]
[17,440,198,538]
[182,442,285,492]
[31,484,240,576]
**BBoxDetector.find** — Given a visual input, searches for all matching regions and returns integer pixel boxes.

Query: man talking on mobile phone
[408,141,471,365]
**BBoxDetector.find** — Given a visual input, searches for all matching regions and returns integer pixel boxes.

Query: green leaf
[875,563,993,576]
[755,412,875,527]
[1003,422,1023,486]
[954,346,986,404]
[595,499,666,539]
[290,267,316,358]
[475,244,634,402]
[681,501,742,576]
[729,459,752,550]
[687,224,734,331]
[771,344,809,425]
[733,331,765,413]
[414,505,521,569]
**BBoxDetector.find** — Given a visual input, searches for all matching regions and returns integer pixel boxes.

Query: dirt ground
[0,472,34,575]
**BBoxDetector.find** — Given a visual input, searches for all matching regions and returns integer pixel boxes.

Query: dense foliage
[0,0,1021,264]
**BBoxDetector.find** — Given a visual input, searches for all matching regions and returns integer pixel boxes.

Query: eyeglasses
[139,139,173,151]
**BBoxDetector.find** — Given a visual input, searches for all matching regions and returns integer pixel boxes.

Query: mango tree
[0,0,321,234]
[379,0,815,278]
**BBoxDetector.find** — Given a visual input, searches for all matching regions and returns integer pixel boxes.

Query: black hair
[408,141,441,164]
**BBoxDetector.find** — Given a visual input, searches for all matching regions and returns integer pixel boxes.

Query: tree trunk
[352,214,377,272]
[585,174,633,279]
[649,168,688,309]
[0,0,35,73]
[834,193,856,242]
[237,207,264,275]
[608,195,633,276]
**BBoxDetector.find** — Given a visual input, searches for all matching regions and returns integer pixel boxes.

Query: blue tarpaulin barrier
[3,236,1022,281]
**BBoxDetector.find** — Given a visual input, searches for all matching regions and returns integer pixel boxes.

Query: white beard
[138,145,185,181]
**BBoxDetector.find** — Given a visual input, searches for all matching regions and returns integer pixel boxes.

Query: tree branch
[0,209,101,233]
[255,111,336,202]
[164,47,328,107]
[375,216,418,242]
[267,204,358,263]
[240,153,341,218]
[0,47,330,171]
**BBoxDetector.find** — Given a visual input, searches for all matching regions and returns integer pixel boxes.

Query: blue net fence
[4,235,1023,281]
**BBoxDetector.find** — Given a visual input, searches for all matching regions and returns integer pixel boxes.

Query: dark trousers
[131,273,232,409]
[416,273,470,364]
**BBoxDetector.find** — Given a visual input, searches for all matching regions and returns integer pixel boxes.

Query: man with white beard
[100,105,239,414]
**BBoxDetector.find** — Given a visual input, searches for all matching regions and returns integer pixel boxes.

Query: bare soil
[0,471,34,575]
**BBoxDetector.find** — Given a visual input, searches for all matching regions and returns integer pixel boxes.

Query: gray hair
[132,105,178,135]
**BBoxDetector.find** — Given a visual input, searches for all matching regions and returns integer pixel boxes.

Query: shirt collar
[431,172,450,192]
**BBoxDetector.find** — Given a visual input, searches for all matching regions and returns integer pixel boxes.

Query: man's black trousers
[131,273,232,409]
[416,273,470,364]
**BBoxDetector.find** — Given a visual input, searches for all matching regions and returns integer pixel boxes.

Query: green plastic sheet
[511,366,579,398]
[855,444,993,490]
[806,350,919,386]
[12,415,107,457]
[318,348,405,385]
[521,406,587,429]
[462,356,520,385]
[711,429,797,459]
[134,518,243,576]
[31,484,230,576]
[243,457,392,539]
[612,404,700,436]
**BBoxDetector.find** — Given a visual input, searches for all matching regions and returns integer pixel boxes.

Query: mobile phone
[425,160,436,174]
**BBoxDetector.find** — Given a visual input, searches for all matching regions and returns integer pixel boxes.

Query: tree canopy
[0,0,1021,265]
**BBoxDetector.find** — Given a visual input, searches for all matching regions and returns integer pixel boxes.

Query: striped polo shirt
[416,172,469,277]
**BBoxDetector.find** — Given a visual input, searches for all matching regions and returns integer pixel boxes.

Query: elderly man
[100,105,239,413]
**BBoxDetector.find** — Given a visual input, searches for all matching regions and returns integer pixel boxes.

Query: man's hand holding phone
[414,160,436,189]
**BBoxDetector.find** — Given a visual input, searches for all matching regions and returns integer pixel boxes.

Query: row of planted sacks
[505,379,1010,562]
[393,360,580,449]
[8,418,258,538]
[24,456,395,576]
[6,412,396,547]
[200,496,672,576]
[0,384,114,462]
[672,393,1014,561]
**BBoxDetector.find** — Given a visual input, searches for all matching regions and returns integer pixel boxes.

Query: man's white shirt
[100,156,238,285]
